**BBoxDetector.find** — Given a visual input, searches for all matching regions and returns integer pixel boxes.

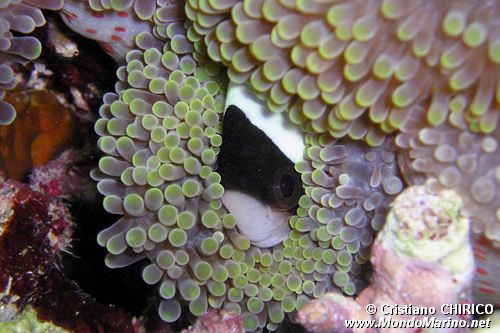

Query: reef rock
[297,186,475,333]
[0,180,134,332]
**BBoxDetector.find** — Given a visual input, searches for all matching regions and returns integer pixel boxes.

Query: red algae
[30,149,86,199]
[0,180,134,333]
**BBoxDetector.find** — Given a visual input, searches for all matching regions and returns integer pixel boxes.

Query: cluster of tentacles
[0,0,499,331]
[186,0,500,244]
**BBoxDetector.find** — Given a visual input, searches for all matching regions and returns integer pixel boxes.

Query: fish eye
[273,165,302,211]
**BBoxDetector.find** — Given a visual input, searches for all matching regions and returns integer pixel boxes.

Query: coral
[297,185,475,333]
[0,89,78,180]
[0,0,63,124]
[185,0,500,246]
[181,309,244,333]
[377,186,471,272]
[297,293,360,333]
[0,180,135,332]
[0,306,70,333]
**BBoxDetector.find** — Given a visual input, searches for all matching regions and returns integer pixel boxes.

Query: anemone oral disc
[221,190,291,248]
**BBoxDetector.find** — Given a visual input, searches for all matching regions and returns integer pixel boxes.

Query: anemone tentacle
[0,0,64,124]
[185,0,500,246]
[91,3,407,330]
[187,0,500,144]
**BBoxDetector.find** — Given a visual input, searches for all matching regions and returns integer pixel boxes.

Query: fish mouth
[221,189,292,248]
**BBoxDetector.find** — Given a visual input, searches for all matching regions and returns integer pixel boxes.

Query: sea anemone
[0,0,63,124]
[2,0,497,331]
[88,0,500,330]
[92,22,235,326]
[187,0,499,140]
[185,0,500,245]
[92,4,404,330]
